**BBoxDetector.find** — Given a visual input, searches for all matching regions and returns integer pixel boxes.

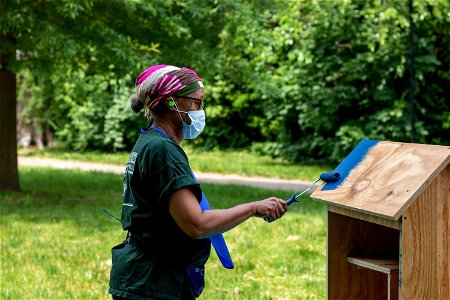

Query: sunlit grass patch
[1,168,326,299]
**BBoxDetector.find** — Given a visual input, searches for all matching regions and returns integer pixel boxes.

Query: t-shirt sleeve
[158,162,202,205]
[143,138,203,206]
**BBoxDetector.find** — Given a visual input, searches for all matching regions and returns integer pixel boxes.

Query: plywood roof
[311,141,450,220]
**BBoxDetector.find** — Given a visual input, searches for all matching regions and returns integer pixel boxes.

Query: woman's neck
[153,120,182,144]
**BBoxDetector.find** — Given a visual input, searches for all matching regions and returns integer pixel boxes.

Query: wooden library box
[311,140,449,300]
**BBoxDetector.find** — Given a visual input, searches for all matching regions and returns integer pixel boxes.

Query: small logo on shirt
[126,152,138,175]
[122,152,138,207]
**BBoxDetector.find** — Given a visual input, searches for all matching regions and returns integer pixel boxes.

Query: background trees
[204,0,449,162]
[1,0,228,190]
[2,0,449,191]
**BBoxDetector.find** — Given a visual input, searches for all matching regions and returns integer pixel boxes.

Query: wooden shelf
[347,256,399,275]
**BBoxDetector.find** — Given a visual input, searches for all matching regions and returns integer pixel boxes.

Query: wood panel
[388,273,399,300]
[327,212,399,299]
[329,205,400,230]
[313,142,450,220]
[329,262,389,299]
[400,164,450,299]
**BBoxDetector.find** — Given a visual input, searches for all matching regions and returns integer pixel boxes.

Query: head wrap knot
[135,64,204,110]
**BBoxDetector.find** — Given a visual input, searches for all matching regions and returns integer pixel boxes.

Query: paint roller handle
[263,173,339,223]
[285,192,301,205]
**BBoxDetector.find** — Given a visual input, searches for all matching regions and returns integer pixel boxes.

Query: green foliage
[51,73,143,151]
[5,0,450,161]
[203,0,449,163]
[6,0,227,151]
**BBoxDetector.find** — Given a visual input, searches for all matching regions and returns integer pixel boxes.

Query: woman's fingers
[275,199,286,218]
[254,197,288,220]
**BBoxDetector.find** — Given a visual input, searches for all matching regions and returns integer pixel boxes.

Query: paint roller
[263,171,340,223]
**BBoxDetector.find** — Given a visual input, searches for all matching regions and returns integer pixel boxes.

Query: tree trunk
[45,123,57,148]
[32,120,45,150]
[0,47,20,191]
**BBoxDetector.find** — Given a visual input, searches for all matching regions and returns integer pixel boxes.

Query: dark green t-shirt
[109,129,211,299]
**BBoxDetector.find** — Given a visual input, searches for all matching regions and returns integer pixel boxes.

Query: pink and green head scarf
[135,64,204,110]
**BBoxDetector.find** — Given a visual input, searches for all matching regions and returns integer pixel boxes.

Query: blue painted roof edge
[322,139,381,191]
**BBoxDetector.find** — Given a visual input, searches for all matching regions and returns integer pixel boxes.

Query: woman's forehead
[187,88,205,99]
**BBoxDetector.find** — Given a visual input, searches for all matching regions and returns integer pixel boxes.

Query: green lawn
[19,147,333,181]
[1,168,326,299]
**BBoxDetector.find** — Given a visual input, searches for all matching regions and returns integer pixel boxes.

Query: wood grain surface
[328,205,400,229]
[312,142,450,220]
[400,164,449,299]
[327,212,399,299]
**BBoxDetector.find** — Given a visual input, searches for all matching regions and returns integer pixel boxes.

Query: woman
[109,65,288,299]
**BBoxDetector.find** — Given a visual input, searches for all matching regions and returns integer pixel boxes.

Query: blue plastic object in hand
[285,192,301,205]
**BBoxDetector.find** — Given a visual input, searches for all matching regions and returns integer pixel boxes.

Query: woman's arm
[169,188,287,239]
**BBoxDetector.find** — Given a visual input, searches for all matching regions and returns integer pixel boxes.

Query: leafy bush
[16,0,450,162]
[202,0,449,163]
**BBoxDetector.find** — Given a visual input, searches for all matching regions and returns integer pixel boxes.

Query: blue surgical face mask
[174,102,206,139]
[182,109,205,139]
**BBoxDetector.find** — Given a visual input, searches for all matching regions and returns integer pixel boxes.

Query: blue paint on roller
[319,172,340,182]
[322,139,381,191]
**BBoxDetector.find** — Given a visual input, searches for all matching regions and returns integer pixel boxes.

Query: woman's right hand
[170,189,289,238]
[252,197,288,221]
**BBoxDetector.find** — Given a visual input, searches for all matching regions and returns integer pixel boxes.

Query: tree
[0,0,228,191]
[1,0,137,191]
[204,0,449,162]
[0,33,19,190]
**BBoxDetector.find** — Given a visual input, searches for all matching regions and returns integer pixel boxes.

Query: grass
[1,168,327,299]
[19,146,333,181]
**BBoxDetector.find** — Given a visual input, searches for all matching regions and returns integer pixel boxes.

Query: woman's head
[130,64,204,120]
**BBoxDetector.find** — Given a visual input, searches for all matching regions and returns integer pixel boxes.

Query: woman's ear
[167,97,176,110]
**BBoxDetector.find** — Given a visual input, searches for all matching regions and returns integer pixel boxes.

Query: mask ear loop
[171,97,192,125]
